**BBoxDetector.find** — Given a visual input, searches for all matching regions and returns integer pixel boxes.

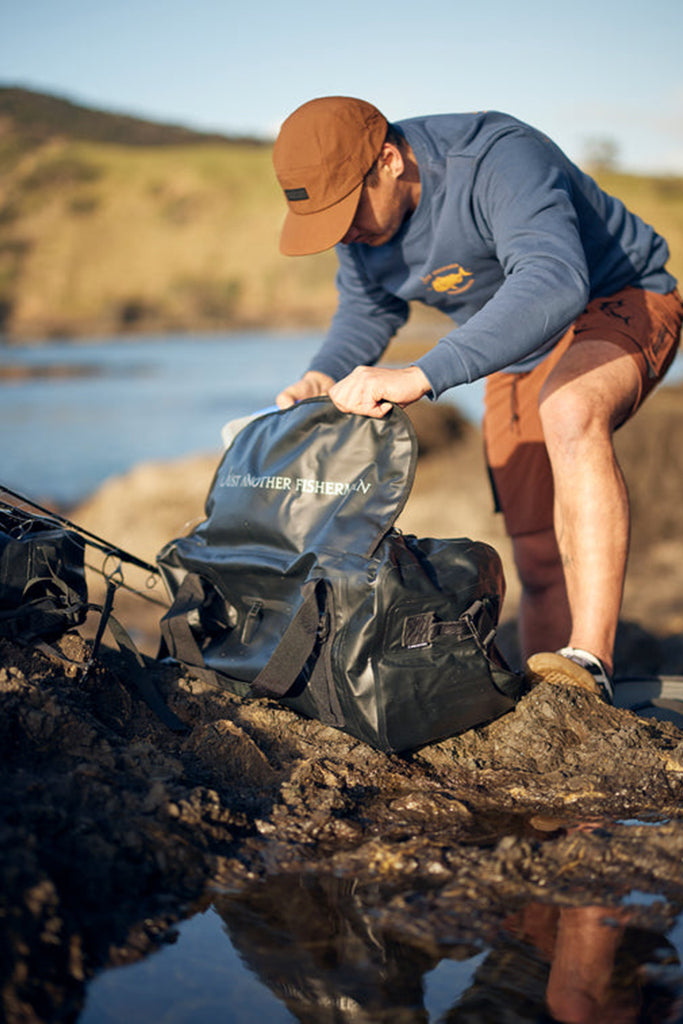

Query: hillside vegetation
[0,87,681,341]
[0,87,338,339]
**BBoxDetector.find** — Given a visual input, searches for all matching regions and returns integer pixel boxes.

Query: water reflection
[203,876,683,1024]
[489,904,682,1023]
[75,871,683,1022]
[214,876,438,1023]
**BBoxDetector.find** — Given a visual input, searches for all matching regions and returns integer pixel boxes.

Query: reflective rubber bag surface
[157,399,524,752]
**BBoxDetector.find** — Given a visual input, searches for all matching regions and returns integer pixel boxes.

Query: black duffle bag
[157,398,524,753]
[0,503,88,641]
[0,493,189,732]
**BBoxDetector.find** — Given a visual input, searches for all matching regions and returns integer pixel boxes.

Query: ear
[378,142,405,178]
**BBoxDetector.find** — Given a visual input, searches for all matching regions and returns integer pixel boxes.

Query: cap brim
[279,182,363,256]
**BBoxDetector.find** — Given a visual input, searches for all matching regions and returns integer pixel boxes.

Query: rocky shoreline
[2,630,683,1021]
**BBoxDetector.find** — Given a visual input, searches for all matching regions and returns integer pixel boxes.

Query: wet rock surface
[3,389,683,1021]
[2,628,683,1022]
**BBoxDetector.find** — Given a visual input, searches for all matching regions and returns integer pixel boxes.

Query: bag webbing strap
[101,620,190,734]
[161,574,344,727]
[0,557,87,640]
[250,579,345,728]
[401,599,497,652]
[249,580,322,697]
[86,578,189,733]
[159,573,251,696]
[0,595,83,640]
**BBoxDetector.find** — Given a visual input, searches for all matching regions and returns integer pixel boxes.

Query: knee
[538,386,604,456]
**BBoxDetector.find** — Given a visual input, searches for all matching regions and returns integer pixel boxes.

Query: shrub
[22,155,103,191]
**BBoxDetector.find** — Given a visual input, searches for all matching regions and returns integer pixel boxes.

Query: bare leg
[513,528,571,659]
[546,906,630,1023]
[538,340,640,673]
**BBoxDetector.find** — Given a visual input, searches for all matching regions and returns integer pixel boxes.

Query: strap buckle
[241,599,263,644]
[401,599,497,651]
[463,599,496,651]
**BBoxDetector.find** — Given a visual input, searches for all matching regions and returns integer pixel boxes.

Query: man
[272,96,682,701]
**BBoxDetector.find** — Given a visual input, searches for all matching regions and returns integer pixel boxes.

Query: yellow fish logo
[422,263,474,296]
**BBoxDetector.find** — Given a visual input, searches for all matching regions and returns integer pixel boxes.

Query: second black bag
[0,501,88,642]
[157,399,524,753]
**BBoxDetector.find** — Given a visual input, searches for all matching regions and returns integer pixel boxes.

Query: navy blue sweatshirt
[307,112,676,398]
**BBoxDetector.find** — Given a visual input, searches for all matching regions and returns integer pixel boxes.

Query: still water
[78,900,485,1024]
[0,331,323,506]
[0,330,488,507]
[78,875,683,1023]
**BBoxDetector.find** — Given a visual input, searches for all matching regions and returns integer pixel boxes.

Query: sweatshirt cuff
[416,342,471,399]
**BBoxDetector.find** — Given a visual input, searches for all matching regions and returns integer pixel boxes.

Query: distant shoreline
[0,362,104,383]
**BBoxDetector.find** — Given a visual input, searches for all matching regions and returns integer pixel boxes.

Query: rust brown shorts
[483,286,683,537]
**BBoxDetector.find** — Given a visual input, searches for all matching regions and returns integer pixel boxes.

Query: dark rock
[2,630,683,1021]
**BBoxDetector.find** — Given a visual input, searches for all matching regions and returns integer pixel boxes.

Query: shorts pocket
[639,289,683,379]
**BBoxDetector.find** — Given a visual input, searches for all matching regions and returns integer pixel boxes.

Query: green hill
[0,87,681,343]
[0,85,264,148]
[0,87,338,339]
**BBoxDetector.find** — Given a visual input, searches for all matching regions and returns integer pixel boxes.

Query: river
[0,330,488,508]
[3,330,681,509]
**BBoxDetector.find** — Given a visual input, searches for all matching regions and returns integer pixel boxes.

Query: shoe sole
[526,652,602,696]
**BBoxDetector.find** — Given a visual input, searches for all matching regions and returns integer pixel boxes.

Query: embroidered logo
[597,298,632,326]
[422,263,474,297]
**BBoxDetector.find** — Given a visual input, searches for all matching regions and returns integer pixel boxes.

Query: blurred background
[0,0,681,342]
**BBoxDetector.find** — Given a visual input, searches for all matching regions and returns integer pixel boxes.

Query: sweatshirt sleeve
[307,244,410,381]
[417,129,591,397]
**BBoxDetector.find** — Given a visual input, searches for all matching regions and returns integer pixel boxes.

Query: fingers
[329,380,391,417]
[275,371,335,409]
[277,366,431,418]
[275,388,298,409]
[328,365,431,417]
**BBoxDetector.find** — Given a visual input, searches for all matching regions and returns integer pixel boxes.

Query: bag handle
[248,578,345,726]
[249,580,323,697]
[161,574,344,725]
[159,572,251,695]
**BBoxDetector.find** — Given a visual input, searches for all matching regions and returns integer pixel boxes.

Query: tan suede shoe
[526,648,613,703]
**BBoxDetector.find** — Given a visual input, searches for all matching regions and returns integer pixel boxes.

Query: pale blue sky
[2,0,682,173]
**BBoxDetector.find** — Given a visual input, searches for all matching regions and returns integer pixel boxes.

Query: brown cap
[273,96,388,256]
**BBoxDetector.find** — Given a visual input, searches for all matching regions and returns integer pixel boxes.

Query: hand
[328,365,431,418]
[276,370,335,409]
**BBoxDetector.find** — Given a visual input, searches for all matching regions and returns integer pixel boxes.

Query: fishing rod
[0,483,160,576]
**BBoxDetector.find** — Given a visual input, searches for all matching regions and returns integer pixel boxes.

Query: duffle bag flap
[157,396,417,694]
[197,397,417,560]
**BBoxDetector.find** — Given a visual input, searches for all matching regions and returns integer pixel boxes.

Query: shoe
[526,646,614,703]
